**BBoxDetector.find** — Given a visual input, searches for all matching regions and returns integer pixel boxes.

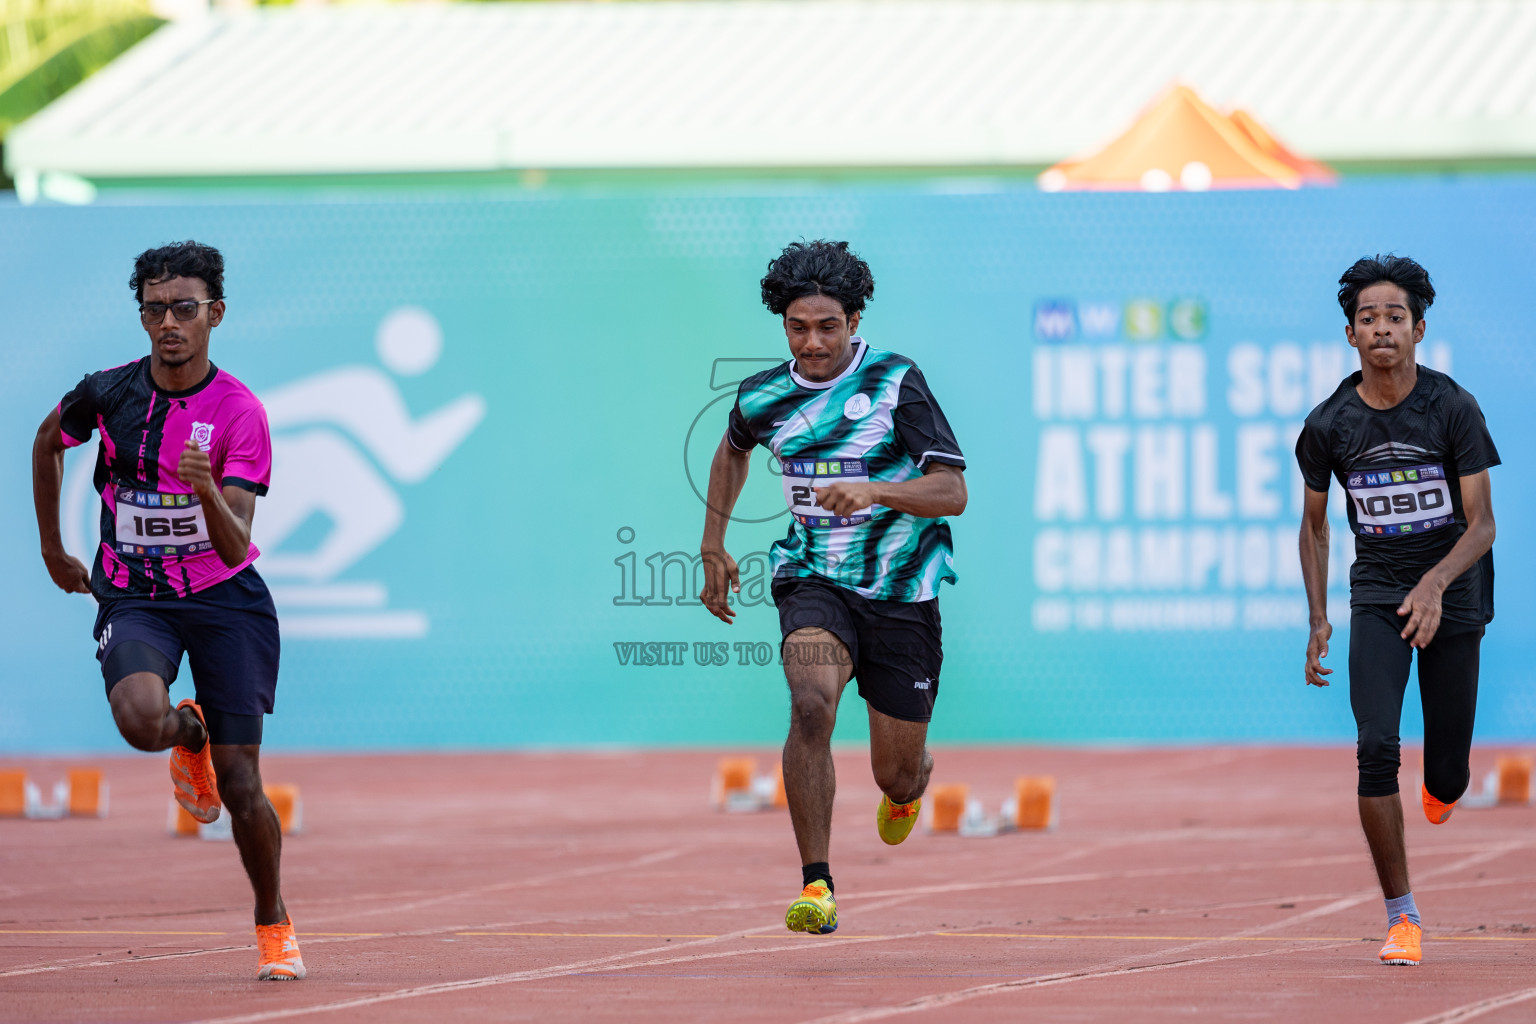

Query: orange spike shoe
[256,918,306,980]
[1422,784,1456,825]
[168,700,220,824]
[1379,914,1422,965]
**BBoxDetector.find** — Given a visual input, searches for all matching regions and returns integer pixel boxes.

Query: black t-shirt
[1295,366,1500,624]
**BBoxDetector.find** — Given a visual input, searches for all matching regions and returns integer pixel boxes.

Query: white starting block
[167,784,303,839]
[0,769,109,820]
[710,757,786,812]
[1458,756,1534,809]
[930,777,1058,837]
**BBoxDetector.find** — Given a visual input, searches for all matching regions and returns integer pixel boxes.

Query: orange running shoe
[1422,784,1455,825]
[168,700,220,824]
[1379,914,1422,966]
[256,918,306,980]
[876,794,921,846]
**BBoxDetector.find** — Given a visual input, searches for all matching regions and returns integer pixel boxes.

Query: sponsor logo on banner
[1033,297,1208,342]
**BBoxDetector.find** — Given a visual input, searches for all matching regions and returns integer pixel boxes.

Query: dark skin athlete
[31,274,288,926]
[1297,280,1496,902]
[699,294,967,867]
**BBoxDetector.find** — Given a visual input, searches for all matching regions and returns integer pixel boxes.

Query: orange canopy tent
[1038,84,1335,192]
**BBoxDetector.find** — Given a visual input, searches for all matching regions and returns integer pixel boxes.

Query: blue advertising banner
[2,179,1532,752]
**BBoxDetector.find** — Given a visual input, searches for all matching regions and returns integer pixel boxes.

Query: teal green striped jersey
[727,337,965,602]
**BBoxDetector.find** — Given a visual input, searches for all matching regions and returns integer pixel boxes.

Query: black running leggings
[1350,604,1482,801]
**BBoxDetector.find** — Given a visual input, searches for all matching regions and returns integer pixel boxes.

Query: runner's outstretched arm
[1299,485,1332,687]
[32,408,91,594]
[1397,470,1495,648]
[815,462,966,520]
[700,435,752,624]
[176,439,257,568]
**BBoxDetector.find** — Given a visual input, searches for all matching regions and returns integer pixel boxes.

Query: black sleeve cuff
[222,476,269,496]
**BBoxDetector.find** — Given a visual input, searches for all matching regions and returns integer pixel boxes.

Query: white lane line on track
[155,846,1533,1024]
[841,840,1532,905]
[303,846,690,924]
[185,930,930,1024]
[805,940,1363,1023]
[6,839,1526,985]
[1401,986,1536,1024]
[798,843,1528,1022]
[0,847,690,979]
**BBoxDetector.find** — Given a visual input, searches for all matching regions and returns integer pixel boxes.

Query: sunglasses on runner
[139,299,216,326]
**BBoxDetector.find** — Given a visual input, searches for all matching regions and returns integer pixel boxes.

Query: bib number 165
[131,515,199,538]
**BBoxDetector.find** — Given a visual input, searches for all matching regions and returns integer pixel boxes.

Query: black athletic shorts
[772,574,943,723]
[93,566,279,745]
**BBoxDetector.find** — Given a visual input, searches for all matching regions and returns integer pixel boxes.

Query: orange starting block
[928,783,969,832]
[67,768,109,818]
[710,757,786,812]
[167,784,303,839]
[0,770,25,817]
[1007,776,1058,831]
[1496,755,1533,804]
[0,768,108,820]
[929,777,1058,836]
[1459,753,1536,810]
[264,784,304,834]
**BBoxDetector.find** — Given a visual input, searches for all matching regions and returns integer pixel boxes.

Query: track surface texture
[2,747,1534,1023]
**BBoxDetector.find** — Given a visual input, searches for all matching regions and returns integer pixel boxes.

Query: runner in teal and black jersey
[699,240,968,935]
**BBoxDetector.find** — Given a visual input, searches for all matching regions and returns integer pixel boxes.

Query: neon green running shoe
[876,794,921,846]
[785,880,837,934]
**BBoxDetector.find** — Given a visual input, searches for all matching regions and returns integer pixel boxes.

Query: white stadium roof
[8,0,1536,179]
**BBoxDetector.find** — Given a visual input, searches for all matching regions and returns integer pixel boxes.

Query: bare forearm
[32,424,67,556]
[1298,521,1330,623]
[870,467,966,519]
[200,485,252,567]
[702,440,751,551]
[1423,518,1495,592]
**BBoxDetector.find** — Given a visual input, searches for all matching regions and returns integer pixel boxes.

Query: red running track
[1,747,1534,1023]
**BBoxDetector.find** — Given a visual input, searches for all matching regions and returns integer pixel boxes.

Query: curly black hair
[130,240,225,303]
[760,240,875,317]
[1337,254,1434,324]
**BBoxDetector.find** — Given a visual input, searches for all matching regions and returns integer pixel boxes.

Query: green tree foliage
[1,0,163,185]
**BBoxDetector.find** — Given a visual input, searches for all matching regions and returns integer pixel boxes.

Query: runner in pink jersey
[31,241,305,981]
[58,357,270,598]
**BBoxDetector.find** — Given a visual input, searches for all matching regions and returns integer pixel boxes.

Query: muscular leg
[1418,626,1482,805]
[211,745,287,926]
[1358,794,1409,899]
[782,627,852,866]
[868,707,932,805]
[108,673,205,752]
[1349,607,1415,900]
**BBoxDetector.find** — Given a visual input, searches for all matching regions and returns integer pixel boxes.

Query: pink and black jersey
[58,357,272,600]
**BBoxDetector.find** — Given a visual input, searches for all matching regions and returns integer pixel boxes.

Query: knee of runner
[214,763,265,814]
[1423,759,1470,805]
[108,697,164,752]
[1356,725,1401,797]
[874,764,925,804]
[788,690,837,736]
